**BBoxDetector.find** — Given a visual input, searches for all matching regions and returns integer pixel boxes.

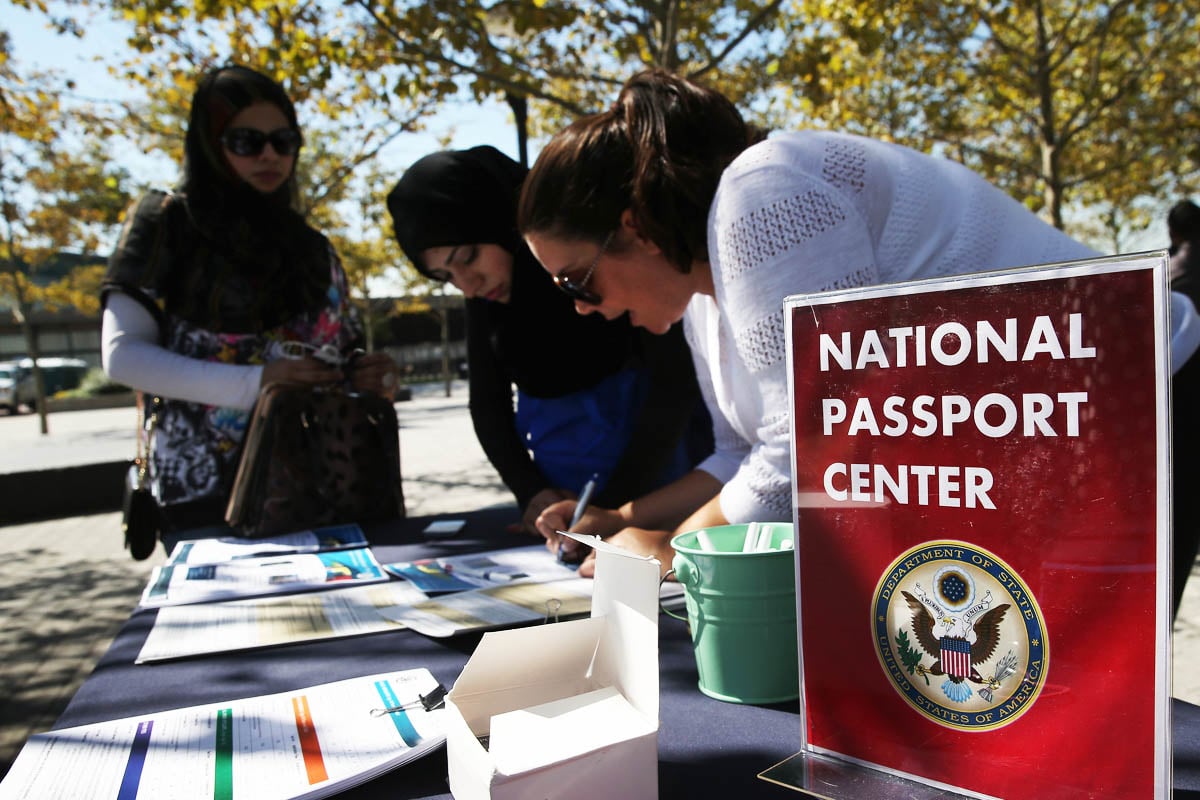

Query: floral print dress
[148,249,360,514]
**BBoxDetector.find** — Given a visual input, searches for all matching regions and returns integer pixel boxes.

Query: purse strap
[135,393,160,484]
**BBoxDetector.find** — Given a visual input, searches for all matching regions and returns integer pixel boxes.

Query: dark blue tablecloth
[56,507,1200,799]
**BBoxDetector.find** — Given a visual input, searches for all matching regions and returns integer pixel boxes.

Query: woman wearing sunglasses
[386,146,710,536]
[100,64,397,543]
[518,69,1200,576]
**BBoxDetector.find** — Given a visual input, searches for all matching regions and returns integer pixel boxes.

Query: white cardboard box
[444,534,661,800]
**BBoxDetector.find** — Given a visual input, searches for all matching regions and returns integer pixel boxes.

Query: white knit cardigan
[686,130,1106,524]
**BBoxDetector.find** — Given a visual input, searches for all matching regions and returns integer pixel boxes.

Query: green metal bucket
[669,523,799,704]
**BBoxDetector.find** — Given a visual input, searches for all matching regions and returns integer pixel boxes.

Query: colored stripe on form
[374,680,420,747]
[292,696,329,785]
[214,708,233,800]
[116,720,153,800]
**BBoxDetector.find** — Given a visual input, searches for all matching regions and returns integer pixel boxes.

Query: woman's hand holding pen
[534,499,626,562]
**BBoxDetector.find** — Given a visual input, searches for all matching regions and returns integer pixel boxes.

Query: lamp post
[439,285,451,398]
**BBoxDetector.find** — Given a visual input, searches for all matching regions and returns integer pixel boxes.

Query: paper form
[136,580,428,663]
[0,669,445,800]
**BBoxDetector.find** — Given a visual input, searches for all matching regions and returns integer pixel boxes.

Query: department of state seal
[872,540,1048,731]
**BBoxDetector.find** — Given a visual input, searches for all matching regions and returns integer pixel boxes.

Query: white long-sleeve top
[102,291,265,411]
[687,130,1196,524]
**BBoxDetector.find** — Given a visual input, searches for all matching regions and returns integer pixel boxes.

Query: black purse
[122,394,161,560]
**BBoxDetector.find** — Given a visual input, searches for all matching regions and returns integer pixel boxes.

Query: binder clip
[370,683,448,717]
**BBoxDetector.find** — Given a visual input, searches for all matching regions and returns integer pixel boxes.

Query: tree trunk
[363,304,376,353]
[1040,140,1064,230]
[1033,0,1065,230]
[505,92,529,168]
[13,286,49,435]
[439,290,451,398]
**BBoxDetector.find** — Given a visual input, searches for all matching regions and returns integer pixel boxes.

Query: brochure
[380,544,685,637]
[0,668,446,800]
[383,544,582,593]
[164,524,368,566]
[136,580,428,663]
[381,577,596,637]
[139,547,388,608]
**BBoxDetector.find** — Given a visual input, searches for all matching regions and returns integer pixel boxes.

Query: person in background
[386,146,710,535]
[1168,198,1200,617]
[518,68,1200,580]
[1169,199,1200,309]
[101,64,397,542]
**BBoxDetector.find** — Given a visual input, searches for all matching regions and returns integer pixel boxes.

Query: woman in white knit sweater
[518,68,1200,575]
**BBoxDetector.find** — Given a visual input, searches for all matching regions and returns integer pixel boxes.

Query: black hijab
[387,145,527,273]
[106,65,331,333]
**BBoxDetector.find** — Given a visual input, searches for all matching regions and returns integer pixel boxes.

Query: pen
[560,473,599,562]
[570,473,598,529]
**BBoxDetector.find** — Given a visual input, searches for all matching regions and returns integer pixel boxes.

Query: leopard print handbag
[225,383,406,537]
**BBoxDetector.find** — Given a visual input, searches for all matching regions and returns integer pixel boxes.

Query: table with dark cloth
[55,508,1200,799]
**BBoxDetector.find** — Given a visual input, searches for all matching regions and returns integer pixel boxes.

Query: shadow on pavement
[0,546,149,780]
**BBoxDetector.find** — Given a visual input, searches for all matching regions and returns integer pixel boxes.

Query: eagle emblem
[872,541,1048,730]
[901,588,1009,703]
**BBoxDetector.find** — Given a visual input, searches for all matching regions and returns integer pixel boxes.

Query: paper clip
[370,684,448,716]
[544,598,562,624]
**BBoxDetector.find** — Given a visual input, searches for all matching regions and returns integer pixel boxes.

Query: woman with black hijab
[101,64,397,536]
[387,146,710,535]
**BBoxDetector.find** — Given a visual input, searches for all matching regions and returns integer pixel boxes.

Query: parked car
[0,362,36,412]
[0,358,90,412]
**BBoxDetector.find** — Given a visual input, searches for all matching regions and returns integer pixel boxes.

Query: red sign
[787,255,1171,798]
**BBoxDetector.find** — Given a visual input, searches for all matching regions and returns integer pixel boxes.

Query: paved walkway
[1,382,1198,781]
[0,405,138,473]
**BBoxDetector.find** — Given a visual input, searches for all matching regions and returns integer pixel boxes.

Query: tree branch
[350,0,590,115]
[687,0,784,80]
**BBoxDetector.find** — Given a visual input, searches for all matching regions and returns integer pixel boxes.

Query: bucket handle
[659,569,689,622]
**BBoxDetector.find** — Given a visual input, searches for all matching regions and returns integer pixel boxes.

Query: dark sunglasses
[221,127,302,157]
[552,231,613,306]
